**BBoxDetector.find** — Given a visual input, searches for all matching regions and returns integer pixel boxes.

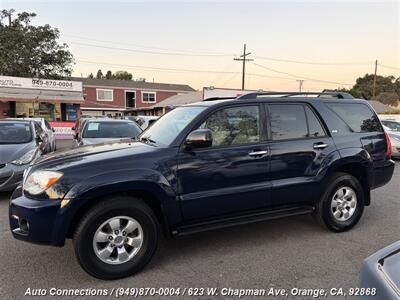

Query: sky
[1,0,399,91]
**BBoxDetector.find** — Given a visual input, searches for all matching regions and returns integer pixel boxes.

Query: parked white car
[7,118,56,152]
[383,124,400,158]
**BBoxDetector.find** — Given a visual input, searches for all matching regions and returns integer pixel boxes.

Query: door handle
[248,150,268,157]
[313,143,328,150]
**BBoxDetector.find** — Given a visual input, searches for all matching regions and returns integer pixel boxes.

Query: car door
[44,120,55,151]
[33,122,49,154]
[266,103,336,207]
[177,104,271,220]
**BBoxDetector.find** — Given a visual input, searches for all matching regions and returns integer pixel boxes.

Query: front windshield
[140,106,206,146]
[0,123,32,144]
[82,121,142,139]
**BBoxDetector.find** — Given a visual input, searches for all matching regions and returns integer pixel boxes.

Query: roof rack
[202,96,237,102]
[236,91,354,100]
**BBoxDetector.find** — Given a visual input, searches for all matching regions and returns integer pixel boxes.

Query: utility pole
[372,59,378,98]
[234,44,254,90]
[296,80,304,92]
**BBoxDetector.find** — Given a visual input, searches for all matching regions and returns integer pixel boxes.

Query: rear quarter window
[326,102,382,133]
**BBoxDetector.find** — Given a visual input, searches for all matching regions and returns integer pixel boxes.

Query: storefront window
[15,102,62,121]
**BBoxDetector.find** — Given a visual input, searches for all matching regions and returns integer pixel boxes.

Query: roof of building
[368,100,395,114]
[152,91,203,108]
[70,77,196,92]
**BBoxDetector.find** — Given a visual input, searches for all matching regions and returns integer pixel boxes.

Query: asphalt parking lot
[0,143,398,299]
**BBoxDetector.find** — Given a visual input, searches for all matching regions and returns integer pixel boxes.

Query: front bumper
[9,192,64,246]
[0,163,26,192]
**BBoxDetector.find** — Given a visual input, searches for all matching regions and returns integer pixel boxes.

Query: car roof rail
[203,96,237,102]
[236,91,354,100]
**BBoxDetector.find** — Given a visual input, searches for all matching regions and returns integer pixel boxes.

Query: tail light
[384,131,391,158]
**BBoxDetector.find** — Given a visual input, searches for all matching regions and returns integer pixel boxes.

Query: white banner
[0,76,82,92]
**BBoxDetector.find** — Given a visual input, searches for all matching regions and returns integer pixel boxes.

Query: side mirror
[52,128,55,132]
[185,129,212,149]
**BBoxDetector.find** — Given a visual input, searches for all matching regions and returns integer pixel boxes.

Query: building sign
[0,76,82,92]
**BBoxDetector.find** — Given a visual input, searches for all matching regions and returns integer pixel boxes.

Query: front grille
[0,176,10,185]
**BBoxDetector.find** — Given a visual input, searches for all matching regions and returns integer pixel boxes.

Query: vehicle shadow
[0,191,12,200]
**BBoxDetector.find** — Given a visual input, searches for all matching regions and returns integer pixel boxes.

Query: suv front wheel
[73,196,158,280]
[315,172,365,232]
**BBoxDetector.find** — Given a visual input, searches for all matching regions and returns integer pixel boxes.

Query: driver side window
[199,105,260,147]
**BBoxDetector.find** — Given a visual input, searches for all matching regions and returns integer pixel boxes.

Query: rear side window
[269,104,308,140]
[305,106,326,137]
[326,103,382,133]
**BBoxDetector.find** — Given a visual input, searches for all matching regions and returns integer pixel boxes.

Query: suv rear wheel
[73,196,158,279]
[315,172,364,232]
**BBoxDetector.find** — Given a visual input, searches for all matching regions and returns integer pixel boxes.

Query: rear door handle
[248,150,268,157]
[313,143,328,150]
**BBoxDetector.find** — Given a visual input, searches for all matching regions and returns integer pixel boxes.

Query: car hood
[34,140,157,171]
[0,142,35,164]
[81,137,134,145]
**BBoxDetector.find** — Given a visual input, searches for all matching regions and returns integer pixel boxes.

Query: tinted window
[83,121,142,138]
[327,103,382,133]
[305,106,326,137]
[0,123,32,144]
[200,106,260,146]
[269,104,308,140]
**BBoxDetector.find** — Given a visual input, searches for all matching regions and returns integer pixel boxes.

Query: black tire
[73,196,158,280]
[315,172,364,232]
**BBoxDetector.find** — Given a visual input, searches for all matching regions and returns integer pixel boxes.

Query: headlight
[11,149,37,165]
[24,170,63,195]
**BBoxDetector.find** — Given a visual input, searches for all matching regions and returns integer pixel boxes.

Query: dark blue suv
[9,92,395,279]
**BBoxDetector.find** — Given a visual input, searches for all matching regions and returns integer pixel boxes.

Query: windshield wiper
[140,137,157,144]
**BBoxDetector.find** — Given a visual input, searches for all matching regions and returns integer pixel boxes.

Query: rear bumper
[371,159,395,189]
[9,193,64,246]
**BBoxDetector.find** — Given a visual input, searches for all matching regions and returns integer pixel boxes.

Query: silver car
[72,118,142,147]
[8,118,57,152]
[0,120,50,191]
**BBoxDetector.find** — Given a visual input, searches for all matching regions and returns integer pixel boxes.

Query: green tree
[105,70,112,79]
[96,69,103,79]
[112,70,133,80]
[0,9,74,78]
[87,73,94,79]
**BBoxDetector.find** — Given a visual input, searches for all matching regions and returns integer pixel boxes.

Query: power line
[251,62,353,86]
[68,41,233,57]
[77,59,354,87]
[63,34,236,56]
[378,64,400,71]
[253,55,372,66]
[64,33,373,66]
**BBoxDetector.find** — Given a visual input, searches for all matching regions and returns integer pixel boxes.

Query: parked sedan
[0,120,50,191]
[72,118,142,147]
[8,118,56,152]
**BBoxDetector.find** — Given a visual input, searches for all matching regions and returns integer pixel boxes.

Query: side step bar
[172,206,315,236]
